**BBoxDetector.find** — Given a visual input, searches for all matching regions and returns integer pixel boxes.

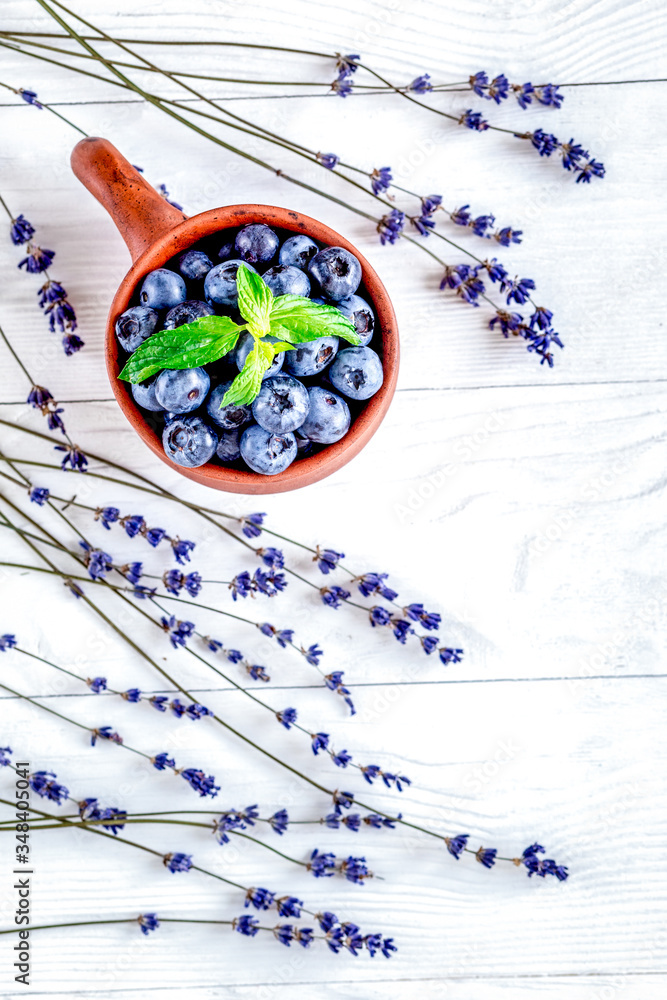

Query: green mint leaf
[237,264,273,338]
[118,315,241,383]
[222,337,275,406]
[269,294,361,346]
[268,340,296,353]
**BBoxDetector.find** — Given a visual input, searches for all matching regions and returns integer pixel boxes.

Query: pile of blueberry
[115,223,383,475]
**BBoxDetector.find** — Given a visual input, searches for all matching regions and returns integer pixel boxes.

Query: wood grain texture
[1,0,666,996]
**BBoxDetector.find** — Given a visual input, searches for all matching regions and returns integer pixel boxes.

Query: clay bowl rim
[106,204,399,494]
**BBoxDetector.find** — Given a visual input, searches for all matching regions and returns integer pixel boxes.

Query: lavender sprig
[0,188,81,354]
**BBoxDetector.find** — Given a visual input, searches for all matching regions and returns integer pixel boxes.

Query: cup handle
[70,137,188,264]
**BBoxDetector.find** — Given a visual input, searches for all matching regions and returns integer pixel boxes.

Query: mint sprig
[118,263,362,406]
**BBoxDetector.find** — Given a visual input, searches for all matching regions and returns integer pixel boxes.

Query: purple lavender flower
[317,911,338,933]
[527,129,560,158]
[122,688,142,702]
[335,53,360,77]
[245,886,275,910]
[171,538,195,564]
[79,541,113,581]
[90,726,123,747]
[38,280,78,334]
[494,227,522,246]
[10,214,35,245]
[302,643,323,666]
[324,671,355,715]
[163,852,192,873]
[55,443,88,471]
[276,895,302,918]
[370,166,392,196]
[160,616,194,649]
[229,571,253,600]
[311,732,330,755]
[185,702,212,721]
[519,843,568,880]
[458,109,489,131]
[320,585,350,609]
[369,606,391,627]
[94,506,120,529]
[317,152,339,169]
[476,846,497,868]
[307,849,336,877]
[534,83,564,108]
[120,514,145,538]
[409,73,432,93]
[258,622,294,648]
[257,547,284,569]
[440,264,485,305]
[445,833,469,859]
[332,789,354,811]
[404,603,441,630]
[439,647,463,665]
[0,635,17,652]
[138,914,160,935]
[276,707,297,730]
[86,676,107,694]
[146,527,167,547]
[314,547,344,574]
[340,855,371,884]
[19,88,42,108]
[513,81,535,109]
[377,209,405,245]
[575,158,605,183]
[469,71,488,97]
[149,696,169,713]
[356,572,398,601]
[0,747,12,766]
[119,562,143,586]
[331,77,353,97]
[29,771,69,804]
[180,768,219,798]
[269,809,289,835]
[247,664,270,682]
[170,699,187,717]
[502,275,535,306]
[391,618,413,644]
[331,748,352,768]
[18,244,55,273]
[240,513,265,538]
[363,813,401,829]
[233,914,259,936]
[29,486,50,505]
[421,635,439,654]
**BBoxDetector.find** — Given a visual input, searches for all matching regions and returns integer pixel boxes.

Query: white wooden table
[1,1,666,996]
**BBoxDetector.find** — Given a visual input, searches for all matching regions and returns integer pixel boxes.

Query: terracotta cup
[71,137,399,494]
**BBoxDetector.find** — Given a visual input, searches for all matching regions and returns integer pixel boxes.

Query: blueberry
[234,224,279,265]
[218,240,235,262]
[139,268,187,310]
[163,415,218,468]
[279,234,319,270]
[337,294,375,346]
[163,299,215,329]
[154,367,211,414]
[216,427,243,463]
[263,264,310,298]
[204,260,258,308]
[295,428,314,457]
[205,380,253,430]
[299,386,351,444]
[178,250,213,281]
[284,335,338,377]
[328,346,383,400]
[240,424,297,475]
[251,375,310,434]
[115,305,159,353]
[308,246,362,302]
[131,377,163,412]
[235,332,284,379]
